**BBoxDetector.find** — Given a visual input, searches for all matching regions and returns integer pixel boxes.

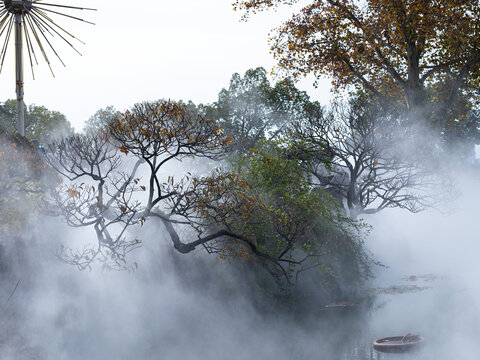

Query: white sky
[0,0,331,131]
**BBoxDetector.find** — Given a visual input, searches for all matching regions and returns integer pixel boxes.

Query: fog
[365,170,480,360]
[1,162,479,360]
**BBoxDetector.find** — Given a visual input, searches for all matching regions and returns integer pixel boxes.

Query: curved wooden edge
[373,336,424,353]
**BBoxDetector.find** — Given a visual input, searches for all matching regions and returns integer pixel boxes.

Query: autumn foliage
[109,101,232,162]
[234,0,480,127]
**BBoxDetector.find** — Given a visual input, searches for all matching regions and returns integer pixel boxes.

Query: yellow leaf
[67,189,79,197]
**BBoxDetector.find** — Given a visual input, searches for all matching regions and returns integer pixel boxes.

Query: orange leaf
[67,189,79,197]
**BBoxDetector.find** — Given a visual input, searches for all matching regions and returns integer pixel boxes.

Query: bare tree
[290,99,439,218]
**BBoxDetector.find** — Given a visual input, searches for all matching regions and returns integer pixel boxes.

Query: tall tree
[204,67,321,153]
[234,1,480,131]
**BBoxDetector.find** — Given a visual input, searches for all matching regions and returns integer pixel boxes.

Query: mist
[373,173,479,355]
[0,154,478,360]
[1,0,480,357]
[1,100,479,360]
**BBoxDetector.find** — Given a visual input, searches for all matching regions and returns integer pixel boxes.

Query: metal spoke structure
[0,0,95,135]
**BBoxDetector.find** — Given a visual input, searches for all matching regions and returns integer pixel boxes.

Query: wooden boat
[373,334,424,353]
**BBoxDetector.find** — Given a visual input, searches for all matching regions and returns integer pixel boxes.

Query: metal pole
[14,13,24,136]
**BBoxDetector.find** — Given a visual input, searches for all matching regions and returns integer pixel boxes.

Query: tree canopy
[204,67,321,153]
[234,0,480,130]
[232,139,372,285]
[0,100,74,142]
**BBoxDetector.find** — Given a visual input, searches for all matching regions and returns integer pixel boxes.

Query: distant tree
[204,67,321,154]
[234,1,480,145]
[288,96,439,218]
[0,100,74,142]
[83,106,121,135]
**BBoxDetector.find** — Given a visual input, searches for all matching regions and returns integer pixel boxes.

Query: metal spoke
[0,0,96,135]
[32,7,85,44]
[0,12,10,31]
[23,17,35,79]
[25,14,55,76]
[24,18,39,65]
[31,6,95,25]
[0,16,13,74]
[30,9,82,54]
[29,13,66,67]
[32,2,96,12]
[28,11,54,37]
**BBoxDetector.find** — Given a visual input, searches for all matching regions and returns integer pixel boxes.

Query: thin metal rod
[0,13,11,48]
[0,14,7,28]
[25,14,54,76]
[32,8,85,44]
[0,13,11,35]
[15,13,24,136]
[33,3,96,11]
[0,17,13,65]
[24,19,39,65]
[0,17,14,74]
[31,6,95,25]
[29,10,81,55]
[29,11,54,37]
[28,14,65,67]
[23,18,35,79]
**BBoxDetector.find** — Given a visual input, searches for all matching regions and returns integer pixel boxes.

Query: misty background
[1,1,480,360]
[0,160,478,360]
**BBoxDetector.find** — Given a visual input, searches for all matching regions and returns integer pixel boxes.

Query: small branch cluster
[44,133,144,270]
